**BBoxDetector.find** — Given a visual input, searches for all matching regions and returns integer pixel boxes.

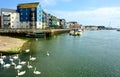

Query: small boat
[69,30,74,35]
[69,29,82,36]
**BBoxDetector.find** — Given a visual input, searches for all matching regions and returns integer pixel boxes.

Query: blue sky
[1,0,120,28]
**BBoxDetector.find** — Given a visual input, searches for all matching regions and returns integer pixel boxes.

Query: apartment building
[1,8,20,28]
[17,2,42,29]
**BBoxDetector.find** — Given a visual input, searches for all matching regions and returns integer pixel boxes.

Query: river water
[0,30,120,77]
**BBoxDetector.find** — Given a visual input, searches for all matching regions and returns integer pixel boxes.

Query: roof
[17,2,39,8]
[1,8,17,13]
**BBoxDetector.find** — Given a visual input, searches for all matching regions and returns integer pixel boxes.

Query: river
[0,30,120,77]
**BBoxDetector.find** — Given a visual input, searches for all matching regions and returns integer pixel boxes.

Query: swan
[0,59,4,65]
[47,51,50,56]
[0,58,3,61]
[30,55,36,61]
[0,58,4,65]
[1,55,6,59]
[17,70,26,76]
[3,63,11,68]
[36,38,38,41]
[25,49,30,53]
[14,64,22,70]
[9,56,13,62]
[11,60,16,66]
[19,59,26,65]
[33,67,41,75]
[27,61,33,69]
[0,53,6,59]
[13,54,19,60]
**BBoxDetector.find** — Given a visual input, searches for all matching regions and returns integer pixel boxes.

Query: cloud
[35,0,56,7]
[46,7,120,28]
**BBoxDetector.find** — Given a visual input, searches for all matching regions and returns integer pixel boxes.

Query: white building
[1,8,20,28]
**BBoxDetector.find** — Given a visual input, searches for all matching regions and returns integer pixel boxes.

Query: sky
[0,0,120,28]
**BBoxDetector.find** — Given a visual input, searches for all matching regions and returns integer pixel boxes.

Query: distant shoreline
[0,36,27,53]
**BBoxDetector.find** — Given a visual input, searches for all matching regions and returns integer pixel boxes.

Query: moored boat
[69,29,82,36]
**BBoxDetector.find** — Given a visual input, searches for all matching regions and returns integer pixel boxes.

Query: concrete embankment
[0,36,27,53]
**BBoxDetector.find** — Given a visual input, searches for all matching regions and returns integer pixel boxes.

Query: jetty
[0,29,70,38]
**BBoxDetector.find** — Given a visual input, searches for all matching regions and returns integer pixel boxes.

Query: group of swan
[16,66,41,76]
[0,49,50,76]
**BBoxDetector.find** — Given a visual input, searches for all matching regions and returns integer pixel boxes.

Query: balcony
[3,14,10,17]
[3,17,10,21]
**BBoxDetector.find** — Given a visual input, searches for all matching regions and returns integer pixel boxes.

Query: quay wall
[0,29,70,37]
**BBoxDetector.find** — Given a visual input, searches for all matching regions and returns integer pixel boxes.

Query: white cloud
[35,0,56,7]
[46,7,120,28]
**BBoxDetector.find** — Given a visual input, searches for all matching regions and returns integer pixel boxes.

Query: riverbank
[0,36,27,53]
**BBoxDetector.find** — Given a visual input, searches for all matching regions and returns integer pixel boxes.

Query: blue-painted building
[17,2,42,29]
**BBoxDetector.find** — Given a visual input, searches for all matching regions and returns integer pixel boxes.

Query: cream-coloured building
[1,8,20,28]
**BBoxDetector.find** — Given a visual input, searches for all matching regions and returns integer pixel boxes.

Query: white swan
[0,53,6,59]
[0,58,4,64]
[33,67,41,75]
[0,59,4,65]
[27,61,33,69]
[19,59,26,65]
[30,55,36,61]
[14,64,22,70]
[25,49,30,53]
[9,56,13,62]
[3,63,11,68]
[47,51,50,56]
[11,60,16,66]
[13,54,19,60]
[0,58,3,61]
[36,38,38,41]
[17,70,26,76]
[1,55,6,59]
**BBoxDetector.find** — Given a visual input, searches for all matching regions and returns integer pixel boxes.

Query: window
[31,8,35,11]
